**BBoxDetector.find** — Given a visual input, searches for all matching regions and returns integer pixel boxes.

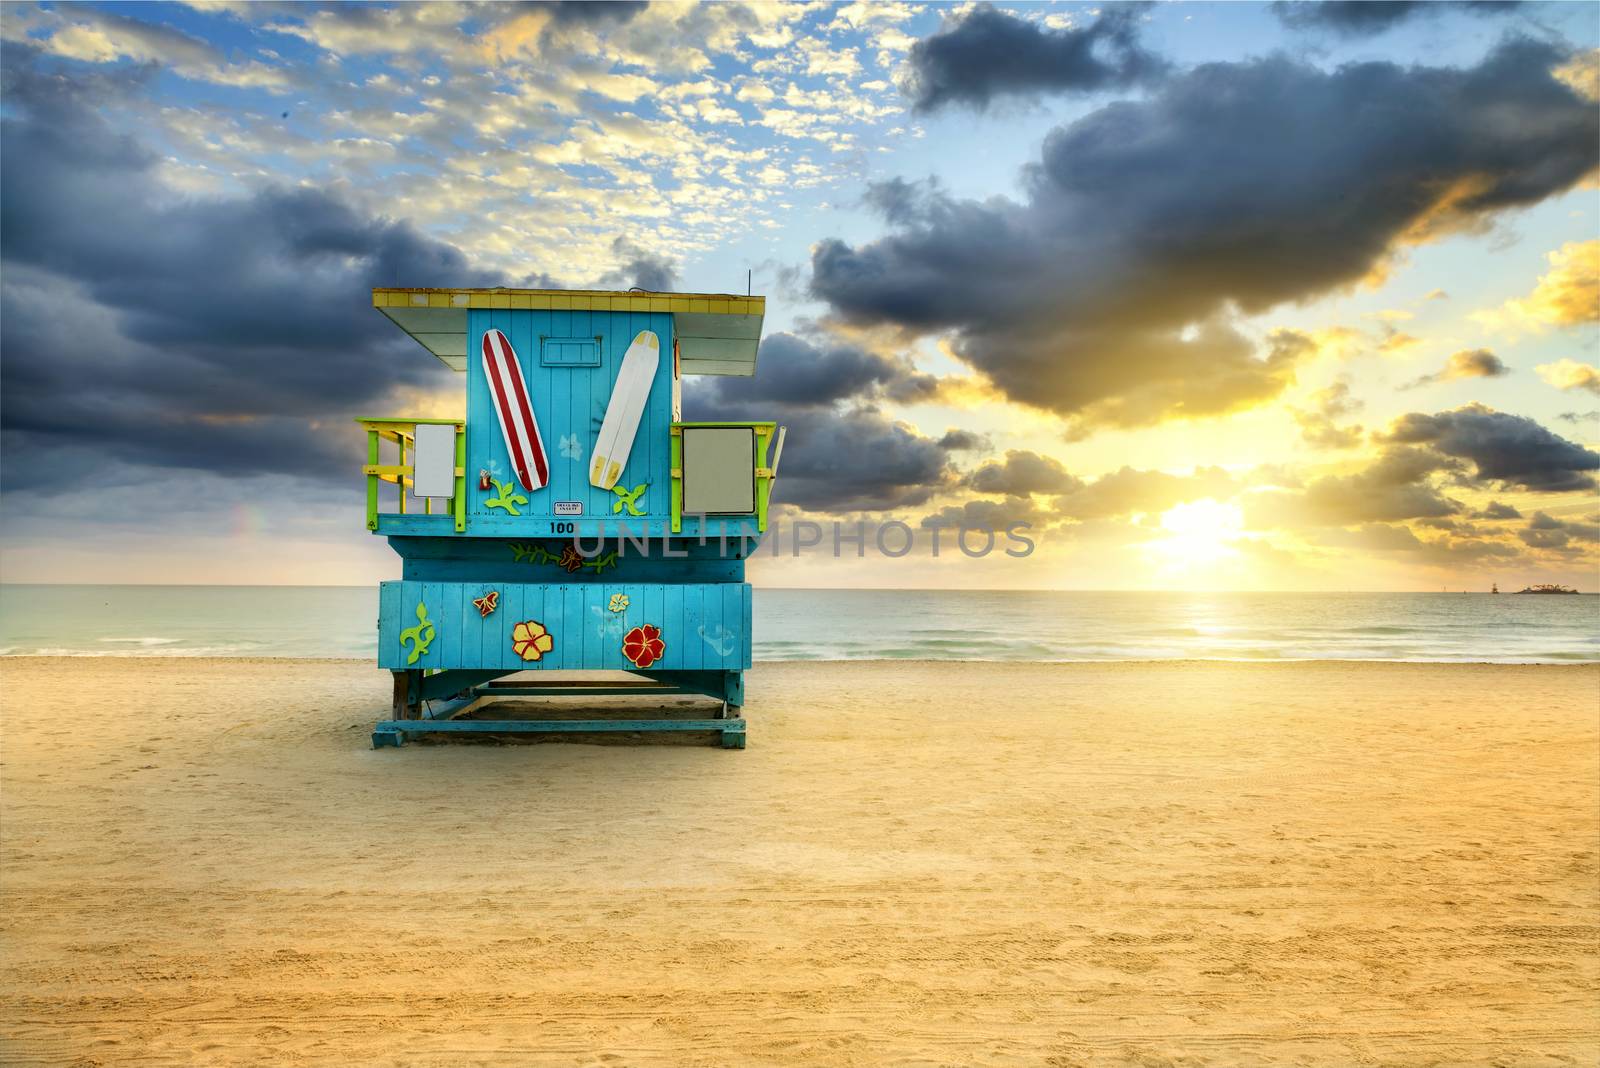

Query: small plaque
[554,501,583,516]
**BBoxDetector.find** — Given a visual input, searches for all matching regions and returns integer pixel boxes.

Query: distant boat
[1513,584,1580,595]
[1491,583,1499,594]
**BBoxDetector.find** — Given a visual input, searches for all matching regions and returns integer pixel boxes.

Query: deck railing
[358,418,466,533]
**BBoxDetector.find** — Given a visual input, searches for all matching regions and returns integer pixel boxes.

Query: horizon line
[0,582,1590,595]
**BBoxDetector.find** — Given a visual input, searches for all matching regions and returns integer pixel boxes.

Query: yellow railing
[357,418,466,533]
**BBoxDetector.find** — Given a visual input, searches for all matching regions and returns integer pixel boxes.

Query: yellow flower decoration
[608,593,630,613]
[511,619,554,661]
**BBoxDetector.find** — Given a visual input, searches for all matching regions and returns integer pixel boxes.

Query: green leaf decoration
[398,600,436,665]
[510,542,559,565]
[508,542,619,575]
[581,550,620,575]
[485,478,528,516]
[612,482,648,516]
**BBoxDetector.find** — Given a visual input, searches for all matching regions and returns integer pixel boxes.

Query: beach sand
[1,658,1596,1066]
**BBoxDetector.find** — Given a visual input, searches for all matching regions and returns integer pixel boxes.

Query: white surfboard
[590,330,659,490]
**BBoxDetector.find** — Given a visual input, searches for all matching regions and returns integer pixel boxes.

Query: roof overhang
[372,288,765,375]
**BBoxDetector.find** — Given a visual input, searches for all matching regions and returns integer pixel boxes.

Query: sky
[1,0,1597,591]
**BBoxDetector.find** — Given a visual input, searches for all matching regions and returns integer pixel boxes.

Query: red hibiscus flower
[622,624,665,669]
[557,545,584,573]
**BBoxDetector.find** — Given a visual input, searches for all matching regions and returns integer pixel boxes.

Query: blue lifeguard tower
[361,287,779,748]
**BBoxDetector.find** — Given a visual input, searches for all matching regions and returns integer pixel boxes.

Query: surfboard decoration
[481,329,548,492]
[590,330,659,490]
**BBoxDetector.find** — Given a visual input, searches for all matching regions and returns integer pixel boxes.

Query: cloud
[1384,404,1600,493]
[902,3,1168,112]
[812,41,1599,435]
[3,4,291,89]
[1536,358,1600,396]
[1292,380,1364,449]
[682,332,957,514]
[1051,466,1238,520]
[544,2,649,27]
[1519,511,1600,549]
[1473,501,1523,520]
[1405,348,1511,388]
[743,406,956,513]
[1248,447,1463,528]
[920,494,1055,538]
[0,48,500,492]
[595,236,680,292]
[694,332,937,412]
[1472,240,1600,335]
[967,450,1084,496]
[1271,1,1522,37]
[936,428,991,451]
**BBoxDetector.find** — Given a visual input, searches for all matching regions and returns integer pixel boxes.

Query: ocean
[0,585,1594,663]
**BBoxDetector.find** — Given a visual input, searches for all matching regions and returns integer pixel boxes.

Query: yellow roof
[372,287,765,375]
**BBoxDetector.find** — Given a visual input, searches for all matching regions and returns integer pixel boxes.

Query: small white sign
[553,501,583,516]
[410,423,457,498]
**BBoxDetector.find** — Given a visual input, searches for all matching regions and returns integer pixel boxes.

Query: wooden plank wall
[466,309,676,525]
[377,580,752,673]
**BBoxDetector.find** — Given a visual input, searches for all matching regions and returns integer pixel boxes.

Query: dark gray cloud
[746,406,955,513]
[596,236,679,293]
[813,40,1598,433]
[1473,500,1523,520]
[1251,404,1599,538]
[920,495,1053,535]
[0,46,502,494]
[682,332,956,514]
[1519,510,1600,549]
[1248,446,1464,527]
[544,1,649,26]
[1272,1,1522,37]
[1405,348,1511,389]
[694,332,935,411]
[1385,403,1600,492]
[966,450,1083,496]
[903,3,1167,112]
[936,428,991,451]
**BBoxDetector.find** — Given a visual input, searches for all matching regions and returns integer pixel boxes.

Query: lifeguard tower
[361,287,781,749]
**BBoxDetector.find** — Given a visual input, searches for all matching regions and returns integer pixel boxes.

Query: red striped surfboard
[481,329,548,491]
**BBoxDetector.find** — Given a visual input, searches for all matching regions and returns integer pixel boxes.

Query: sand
[1,657,1596,1067]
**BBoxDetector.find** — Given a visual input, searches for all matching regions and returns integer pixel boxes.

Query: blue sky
[1,1,1597,589]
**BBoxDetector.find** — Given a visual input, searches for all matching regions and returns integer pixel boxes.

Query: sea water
[0,585,1594,662]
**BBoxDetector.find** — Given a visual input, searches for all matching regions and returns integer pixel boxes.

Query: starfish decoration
[472,590,499,618]
[612,482,648,516]
[559,433,583,460]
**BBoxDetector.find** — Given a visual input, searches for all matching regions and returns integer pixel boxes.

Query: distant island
[1514,584,1580,595]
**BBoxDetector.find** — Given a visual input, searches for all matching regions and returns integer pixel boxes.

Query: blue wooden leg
[722,670,744,710]
[372,725,405,749]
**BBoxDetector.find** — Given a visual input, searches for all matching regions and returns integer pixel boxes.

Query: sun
[1150,499,1245,568]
